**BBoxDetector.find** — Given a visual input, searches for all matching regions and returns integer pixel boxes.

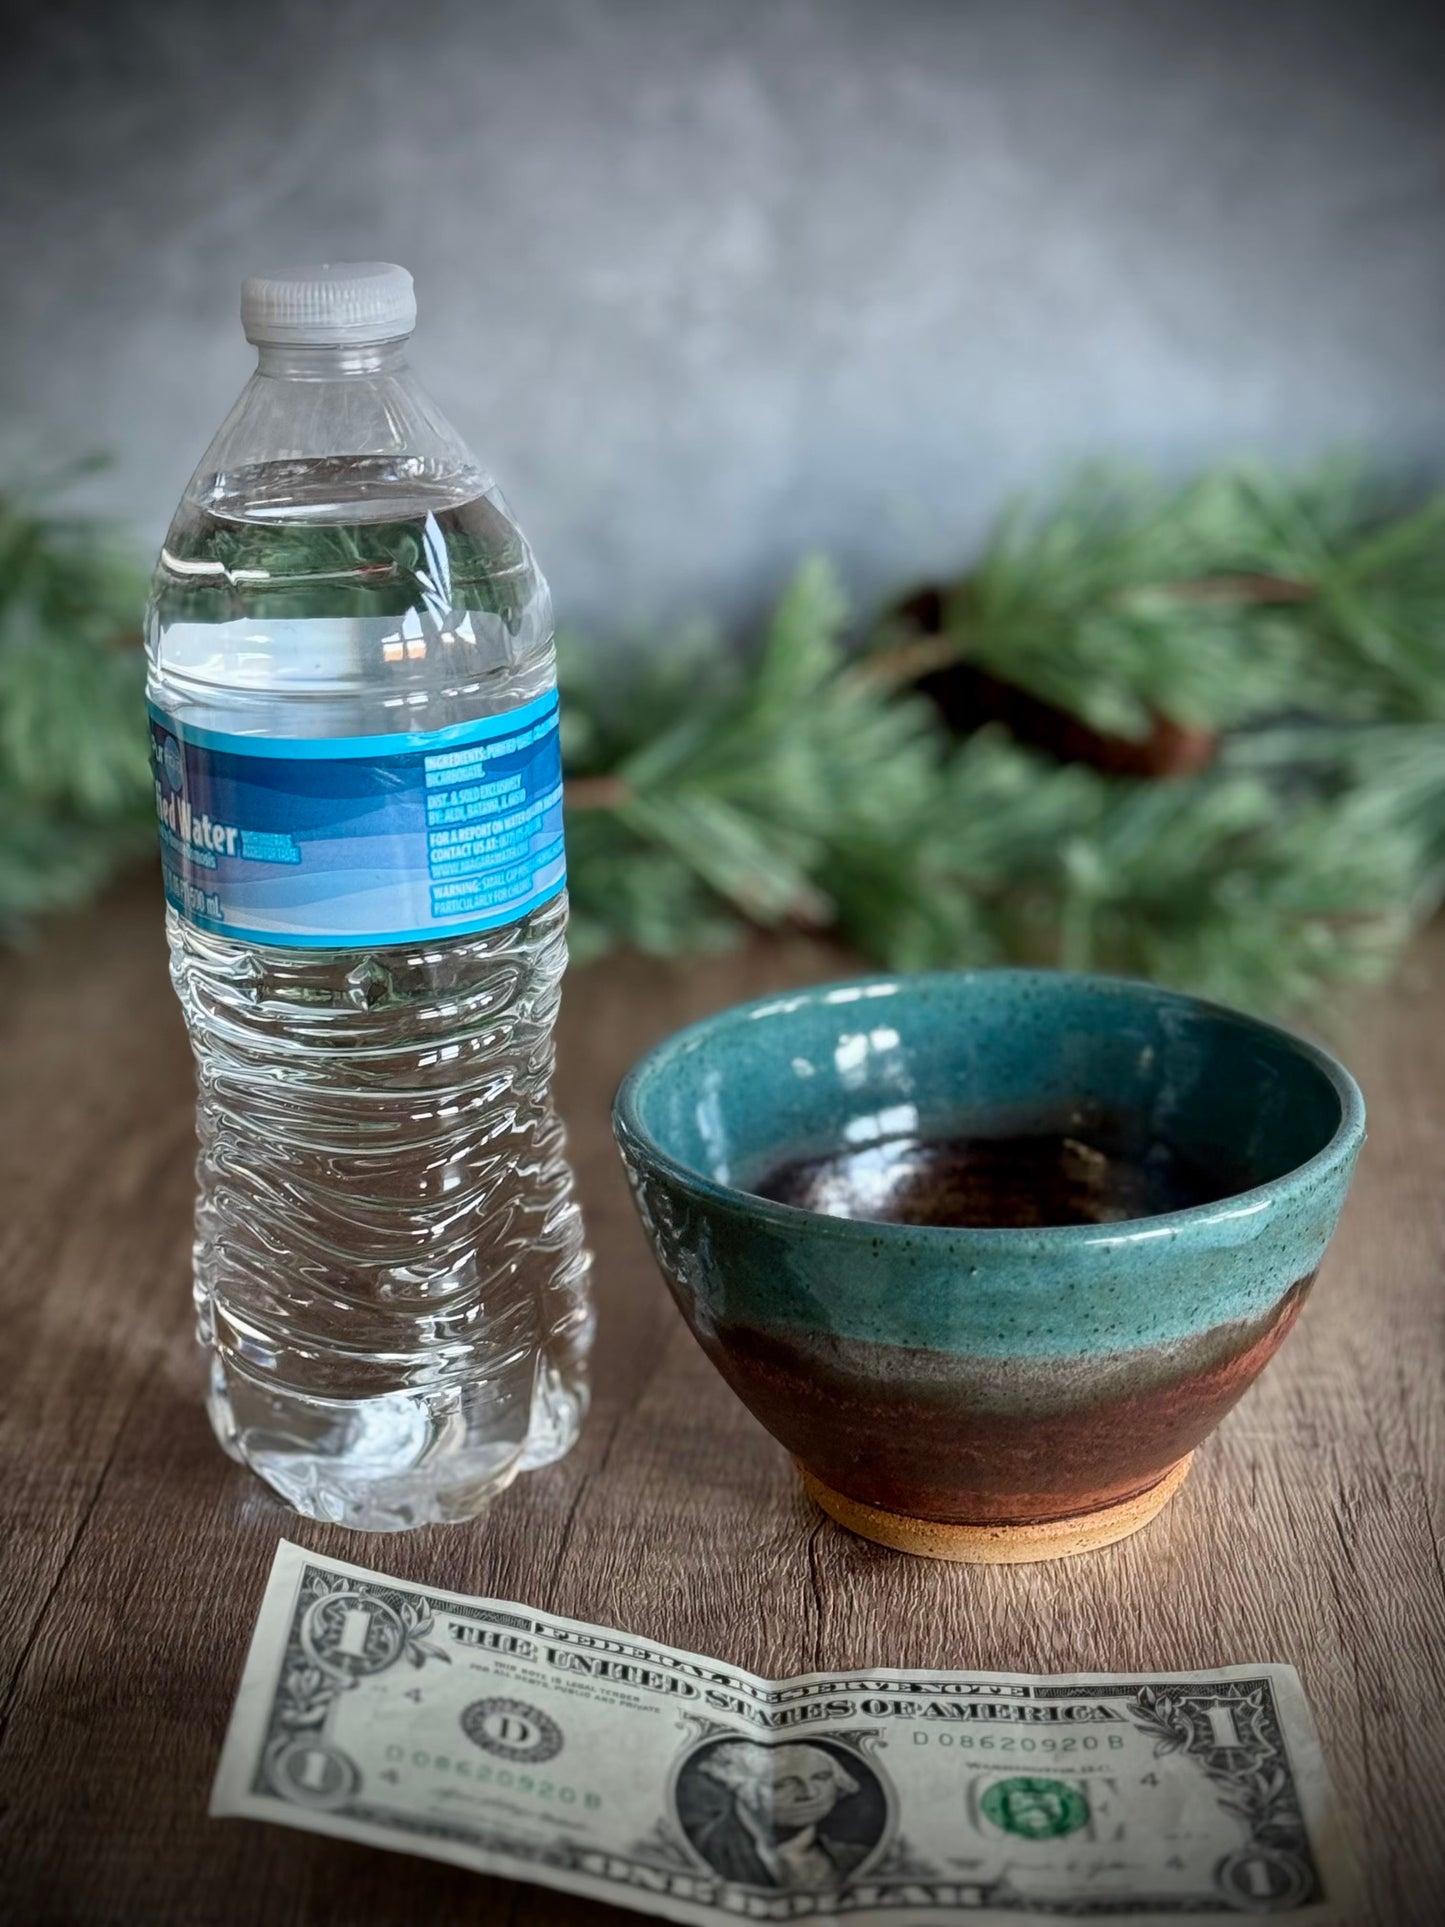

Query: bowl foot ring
[798,1454,1194,1564]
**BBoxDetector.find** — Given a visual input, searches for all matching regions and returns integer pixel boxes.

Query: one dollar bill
[212,1541,1351,1924]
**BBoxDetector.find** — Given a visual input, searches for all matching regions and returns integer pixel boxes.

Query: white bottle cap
[240,262,417,346]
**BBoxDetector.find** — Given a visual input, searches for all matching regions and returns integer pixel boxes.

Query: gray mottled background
[4,0,1444,634]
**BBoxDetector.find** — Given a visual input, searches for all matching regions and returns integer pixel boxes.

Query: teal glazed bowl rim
[612,968,1366,1254]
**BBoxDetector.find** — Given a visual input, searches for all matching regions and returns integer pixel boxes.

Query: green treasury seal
[981,1776,1089,1840]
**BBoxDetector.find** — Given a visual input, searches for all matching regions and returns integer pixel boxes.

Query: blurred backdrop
[3,0,1444,1011]
[5,0,1445,633]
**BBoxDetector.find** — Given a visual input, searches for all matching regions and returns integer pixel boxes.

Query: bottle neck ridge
[254,338,412,380]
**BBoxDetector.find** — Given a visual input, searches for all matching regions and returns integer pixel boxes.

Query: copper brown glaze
[687,1273,1315,1526]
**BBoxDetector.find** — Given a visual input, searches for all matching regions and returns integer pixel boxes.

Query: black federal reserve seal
[461,1697,564,1764]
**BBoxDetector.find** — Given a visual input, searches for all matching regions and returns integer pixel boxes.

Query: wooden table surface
[1,878,1441,1925]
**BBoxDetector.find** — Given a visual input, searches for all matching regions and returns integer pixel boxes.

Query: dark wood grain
[1,877,1441,1925]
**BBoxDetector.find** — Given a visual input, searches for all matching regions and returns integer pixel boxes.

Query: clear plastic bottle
[145,264,592,1530]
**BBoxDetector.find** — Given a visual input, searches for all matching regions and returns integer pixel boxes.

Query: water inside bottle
[150,454,592,1530]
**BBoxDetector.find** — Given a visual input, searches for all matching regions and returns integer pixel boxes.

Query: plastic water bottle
[145,264,592,1529]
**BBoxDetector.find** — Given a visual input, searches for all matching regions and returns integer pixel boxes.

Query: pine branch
[2,463,1441,1028]
[560,559,946,946]
[560,550,1441,1017]
[0,486,152,933]
[877,462,1445,738]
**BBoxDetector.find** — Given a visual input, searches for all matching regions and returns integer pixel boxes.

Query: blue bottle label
[148,692,566,947]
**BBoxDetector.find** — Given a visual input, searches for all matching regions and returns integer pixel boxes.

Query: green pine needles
[910,463,1445,737]
[563,546,1439,1014]
[0,477,152,932]
[2,463,1441,1018]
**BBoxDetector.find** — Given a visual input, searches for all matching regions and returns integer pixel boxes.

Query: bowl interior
[619,971,1355,1224]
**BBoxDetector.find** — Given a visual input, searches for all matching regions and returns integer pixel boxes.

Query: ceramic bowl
[612,970,1365,1562]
